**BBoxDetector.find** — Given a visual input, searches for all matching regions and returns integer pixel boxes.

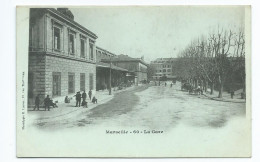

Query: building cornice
[29,51,96,64]
[46,8,98,39]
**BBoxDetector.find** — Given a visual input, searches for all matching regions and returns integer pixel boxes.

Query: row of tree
[174,27,246,98]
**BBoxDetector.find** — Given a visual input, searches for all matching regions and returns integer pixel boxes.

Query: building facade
[102,54,148,84]
[150,58,177,80]
[95,47,128,90]
[28,8,97,105]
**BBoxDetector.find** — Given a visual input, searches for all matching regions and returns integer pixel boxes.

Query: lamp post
[109,56,112,95]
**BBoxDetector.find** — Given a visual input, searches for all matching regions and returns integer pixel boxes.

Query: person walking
[34,94,40,111]
[82,91,87,102]
[75,92,81,107]
[81,91,87,107]
[170,82,173,88]
[88,90,92,101]
[44,95,51,111]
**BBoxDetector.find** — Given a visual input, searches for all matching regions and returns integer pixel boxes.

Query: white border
[1,0,260,162]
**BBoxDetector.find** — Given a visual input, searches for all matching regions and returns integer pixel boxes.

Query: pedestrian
[34,94,40,111]
[170,83,173,88]
[75,92,81,107]
[44,95,51,111]
[82,91,87,102]
[81,91,87,108]
[165,82,167,87]
[88,89,92,101]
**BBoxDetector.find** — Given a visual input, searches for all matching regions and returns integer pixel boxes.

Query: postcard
[16,6,251,157]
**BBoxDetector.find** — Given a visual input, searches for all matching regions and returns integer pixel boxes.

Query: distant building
[28,8,97,106]
[102,54,148,84]
[150,58,177,80]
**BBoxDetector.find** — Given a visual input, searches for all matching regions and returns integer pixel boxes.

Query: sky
[70,6,245,63]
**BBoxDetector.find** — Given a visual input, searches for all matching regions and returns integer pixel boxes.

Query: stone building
[95,47,128,91]
[28,8,97,106]
[150,58,177,80]
[102,54,148,84]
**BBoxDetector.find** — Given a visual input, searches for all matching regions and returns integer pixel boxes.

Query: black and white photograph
[16,6,251,157]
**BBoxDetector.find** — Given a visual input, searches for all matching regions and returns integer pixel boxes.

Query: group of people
[155,81,175,88]
[33,89,98,111]
[34,95,58,111]
[74,90,98,108]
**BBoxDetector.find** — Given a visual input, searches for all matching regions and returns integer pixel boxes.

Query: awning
[96,62,128,72]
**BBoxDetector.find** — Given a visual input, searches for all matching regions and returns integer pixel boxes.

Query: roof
[102,54,148,66]
[96,46,116,56]
[96,62,128,72]
[151,58,178,64]
[46,8,98,39]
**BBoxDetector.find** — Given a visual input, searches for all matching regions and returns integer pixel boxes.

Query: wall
[45,55,96,102]
[28,53,47,105]
[28,9,98,106]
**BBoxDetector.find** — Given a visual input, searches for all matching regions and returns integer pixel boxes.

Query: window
[69,34,75,54]
[89,43,94,60]
[167,69,171,72]
[159,70,162,72]
[163,69,166,72]
[89,73,94,90]
[53,72,61,96]
[168,65,171,68]
[80,39,85,58]
[80,73,85,91]
[54,27,61,50]
[68,73,75,93]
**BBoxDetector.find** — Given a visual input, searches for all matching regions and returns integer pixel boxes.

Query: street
[34,82,246,131]
[27,82,249,157]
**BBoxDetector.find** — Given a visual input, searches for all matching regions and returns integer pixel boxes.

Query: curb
[202,94,246,103]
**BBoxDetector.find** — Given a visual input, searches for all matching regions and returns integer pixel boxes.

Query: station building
[28,8,97,105]
[95,47,128,91]
[102,54,148,84]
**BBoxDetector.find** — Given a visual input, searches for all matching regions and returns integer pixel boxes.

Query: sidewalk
[203,89,246,103]
[28,85,136,123]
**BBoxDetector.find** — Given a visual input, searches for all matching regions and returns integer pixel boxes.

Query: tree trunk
[218,83,223,98]
[205,80,208,93]
[242,76,246,99]
[218,76,223,98]
[210,82,214,95]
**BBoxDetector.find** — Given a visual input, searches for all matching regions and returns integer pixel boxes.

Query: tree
[175,27,245,98]
[147,64,156,81]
